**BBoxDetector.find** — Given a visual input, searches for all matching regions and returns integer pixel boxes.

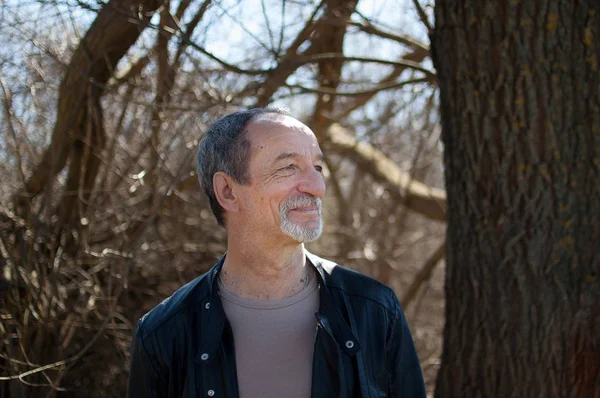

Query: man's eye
[280,164,296,171]
[314,165,323,173]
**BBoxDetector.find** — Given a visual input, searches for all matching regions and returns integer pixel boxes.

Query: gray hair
[197,107,289,226]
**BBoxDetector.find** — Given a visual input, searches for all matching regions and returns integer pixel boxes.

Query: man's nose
[298,167,326,198]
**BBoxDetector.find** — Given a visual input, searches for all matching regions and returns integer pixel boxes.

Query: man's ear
[213,172,240,213]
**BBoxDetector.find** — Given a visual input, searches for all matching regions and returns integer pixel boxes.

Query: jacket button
[205,302,210,309]
[207,389,215,396]
[201,353,209,361]
[345,340,355,349]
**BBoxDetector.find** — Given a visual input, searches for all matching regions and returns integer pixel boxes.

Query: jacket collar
[195,250,360,363]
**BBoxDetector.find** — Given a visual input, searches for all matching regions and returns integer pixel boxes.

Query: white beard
[279,196,323,242]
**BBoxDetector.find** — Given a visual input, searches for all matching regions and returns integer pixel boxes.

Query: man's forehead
[246,114,319,146]
[248,113,312,134]
[245,114,322,161]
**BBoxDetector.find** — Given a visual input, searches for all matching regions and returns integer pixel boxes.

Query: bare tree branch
[324,123,446,222]
[184,40,269,75]
[412,0,433,34]
[336,49,431,122]
[401,241,445,307]
[253,0,326,106]
[286,53,436,80]
[108,54,151,87]
[347,20,429,52]
[288,77,429,96]
[13,0,164,215]
[0,75,26,185]
[308,0,359,136]
[171,0,212,69]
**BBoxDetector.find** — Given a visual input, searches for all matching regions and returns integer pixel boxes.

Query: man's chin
[280,224,322,243]
[288,234,321,244]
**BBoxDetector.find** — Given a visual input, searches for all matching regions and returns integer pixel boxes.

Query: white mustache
[280,195,322,213]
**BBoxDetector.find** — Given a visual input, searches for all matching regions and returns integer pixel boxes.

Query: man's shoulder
[136,268,213,339]
[308,252,402,315]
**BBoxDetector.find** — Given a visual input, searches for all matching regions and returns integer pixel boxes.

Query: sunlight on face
[243,113,326,243]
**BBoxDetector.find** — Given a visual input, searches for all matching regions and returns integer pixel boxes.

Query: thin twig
[0,312,114,382]
[346,20,429,53]
[285,53,436,79]
[0,75,26,185]
[412,0,433,34]
[401,240,445,307]
[287,77,430,96]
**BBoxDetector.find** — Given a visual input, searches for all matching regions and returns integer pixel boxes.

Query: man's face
[237,114,326,243]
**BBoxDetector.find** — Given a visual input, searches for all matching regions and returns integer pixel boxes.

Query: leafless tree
[0,0,444,396]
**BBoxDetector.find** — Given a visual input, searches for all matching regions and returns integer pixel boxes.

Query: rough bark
[432,1,600,397]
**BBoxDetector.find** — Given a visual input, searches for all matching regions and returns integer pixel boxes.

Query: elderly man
[128,108,426,397]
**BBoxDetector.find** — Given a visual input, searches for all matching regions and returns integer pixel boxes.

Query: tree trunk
[432,1,600,397]
[14,0,163,220]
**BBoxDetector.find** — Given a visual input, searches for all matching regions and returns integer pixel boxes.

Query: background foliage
[0,1,448,396]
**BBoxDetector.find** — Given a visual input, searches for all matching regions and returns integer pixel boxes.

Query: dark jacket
[128,252,426,397]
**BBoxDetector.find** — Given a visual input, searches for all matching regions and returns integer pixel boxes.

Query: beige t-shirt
[219,275,319,398]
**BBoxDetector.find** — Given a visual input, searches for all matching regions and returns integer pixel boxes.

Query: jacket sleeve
[387,299,426,397]
[127,320,167,398]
